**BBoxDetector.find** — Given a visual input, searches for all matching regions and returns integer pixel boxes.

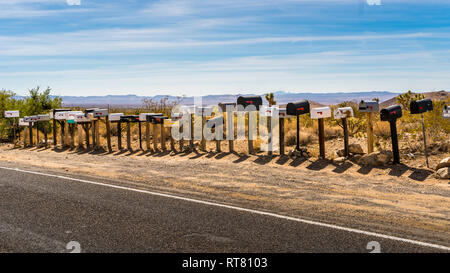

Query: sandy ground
[0,141,449,246]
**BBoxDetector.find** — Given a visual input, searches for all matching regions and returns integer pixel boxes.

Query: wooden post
[421,113,429,168]
[153,123,158,151]
[342,117,349,157]
[126,121,131,150]
[267,116,272,156]
[367,112,374,154]
[117,121,122,150]
[12,119,16,147]
[64,121,69,147]
[36,123,40,148]
[91,120,97,149]
[52,118,57,147]
[24,126,28,148]
[179,122,184,151]
[170,129,175,151]
[248,113,254,155]
[160,124,166,151]
[60,121,65,147]
[189,114,194,150]
[44,122,48,148]
[279,118,285,156]
[84,124,90,149]
[138,121,143,150]
[106,117,112,152]
[29,122,33,147]
[78,125,83,149]
[146,120,151,151]
[201,116,206,151]
[318,118,325,158]
[70,124,75,148]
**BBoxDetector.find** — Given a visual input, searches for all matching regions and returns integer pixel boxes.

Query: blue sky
[1,0,450,97]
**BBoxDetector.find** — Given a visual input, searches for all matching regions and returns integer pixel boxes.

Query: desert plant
[265,93,276,106]
[396,90,425,110]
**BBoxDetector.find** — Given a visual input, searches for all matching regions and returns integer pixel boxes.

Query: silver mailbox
[359,101,379,113]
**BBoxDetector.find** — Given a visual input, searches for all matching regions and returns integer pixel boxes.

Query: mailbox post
[52,109,71,148]
[359,101,379,154]
[311,107,332,158]
[278,108,292,156]
[4,111,19,146]
[333,107,354,158]
[206,115,224,153]
[164,118,180,151]
[36,114,50,148]
[260,106,278,156]
[410,98,433,168]
[237,96,262,154]
[195,107,213,151]
[219,103,237,153]
[380,105,403,164]
[108,113,123,150]
[120,115,140,151]
[181,106,196,150]
[152,116,168,151]
[286,100,310,152]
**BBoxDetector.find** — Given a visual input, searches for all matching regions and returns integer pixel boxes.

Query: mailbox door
[286,100,310,116]
[311,107,332,119]
[380,105,402,121]
[410,98,433,114]
[334,107,354,119]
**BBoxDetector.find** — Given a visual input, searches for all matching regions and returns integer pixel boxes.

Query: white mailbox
[5,110,19,118]
[54,111,69,120]
[259,106,278,117]
[92,109,108,118]
[195,107,213,117]
[171,112,183,120]
[23,116,39,122]
[311,107,332,119]
[109,113,124,122]
[443,105,450,119]
[19,118,29,126]
[37,114,50,121]
[181,106,196,115]
[139,113,161,121]
[334,107,354,119]
[74,113,90,123]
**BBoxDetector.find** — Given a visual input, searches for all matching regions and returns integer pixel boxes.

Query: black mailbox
[145,113,164,122]
[53,108,71,115]
[120,115,140,122]
[380,105,402,121]
[151,116,168,124]
[236,96,263,110]
[286,100,310,116]
[410,98,433,114]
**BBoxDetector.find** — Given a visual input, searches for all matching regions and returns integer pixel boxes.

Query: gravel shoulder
[0,144,448,247]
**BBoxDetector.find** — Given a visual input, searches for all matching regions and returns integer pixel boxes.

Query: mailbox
[286,100,310,116]
[74,113,90,123]
[171,112,183,120]
[237,96,263,110]
[334,107,354,119]
[444,105,450,119]
[164,119,179,128]
[310,107,332,119]
[37,114,50,121]
[5,110,19,118]
[23,116,39,122]
[380,105,402,121]
[54,111,69,120]
[410,98,433,114]
[151,116,168,124]
[218,102,236,112]
[19,118,29,126]
[109,113,124,122]
[259,106,278,117]
[195,107,213,117]
[139,113,162,121]
[181,106,196,115]
[120,115,140,122]
[279,108,291,118]
[359,101,379,113]
[93,109,109,118]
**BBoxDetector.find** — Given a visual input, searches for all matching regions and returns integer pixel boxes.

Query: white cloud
[66,0,81,6]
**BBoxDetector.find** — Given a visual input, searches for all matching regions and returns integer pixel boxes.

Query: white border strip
[1,165,449,251]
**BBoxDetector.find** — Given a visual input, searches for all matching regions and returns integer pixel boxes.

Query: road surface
[0,165,448,253]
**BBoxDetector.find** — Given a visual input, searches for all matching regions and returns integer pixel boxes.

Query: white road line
[1,165,449,251]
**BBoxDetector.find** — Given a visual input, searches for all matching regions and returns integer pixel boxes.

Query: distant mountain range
[54,91,404,108]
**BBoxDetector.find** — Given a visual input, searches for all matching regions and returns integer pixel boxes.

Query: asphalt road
[0,166,447,253]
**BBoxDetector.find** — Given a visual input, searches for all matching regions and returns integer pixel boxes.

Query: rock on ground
[436,167,450,180]
[435,157,450,171]
[358,151,393,166]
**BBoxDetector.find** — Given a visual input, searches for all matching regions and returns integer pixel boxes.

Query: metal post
[29,122,33,147]
[153,123,158,151]
[91,120,96,148]
[139,121,143,150]
[60,121,65,147]
[201,116,206,151]
[36,122,40,147]
[44,122,48,148]
[267,116,272,156]
[279,118,285,156]
[421,113,429,168]
[389,120,400,164]
[342,117,349,157]
[106,117,112,152]
[189,114,194,150]
[318,118,325,158]
[146,120,151,151]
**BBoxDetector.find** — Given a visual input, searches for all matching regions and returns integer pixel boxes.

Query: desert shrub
[329,101,366,136]
[285,127,315,146]
[141,96,183,117]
